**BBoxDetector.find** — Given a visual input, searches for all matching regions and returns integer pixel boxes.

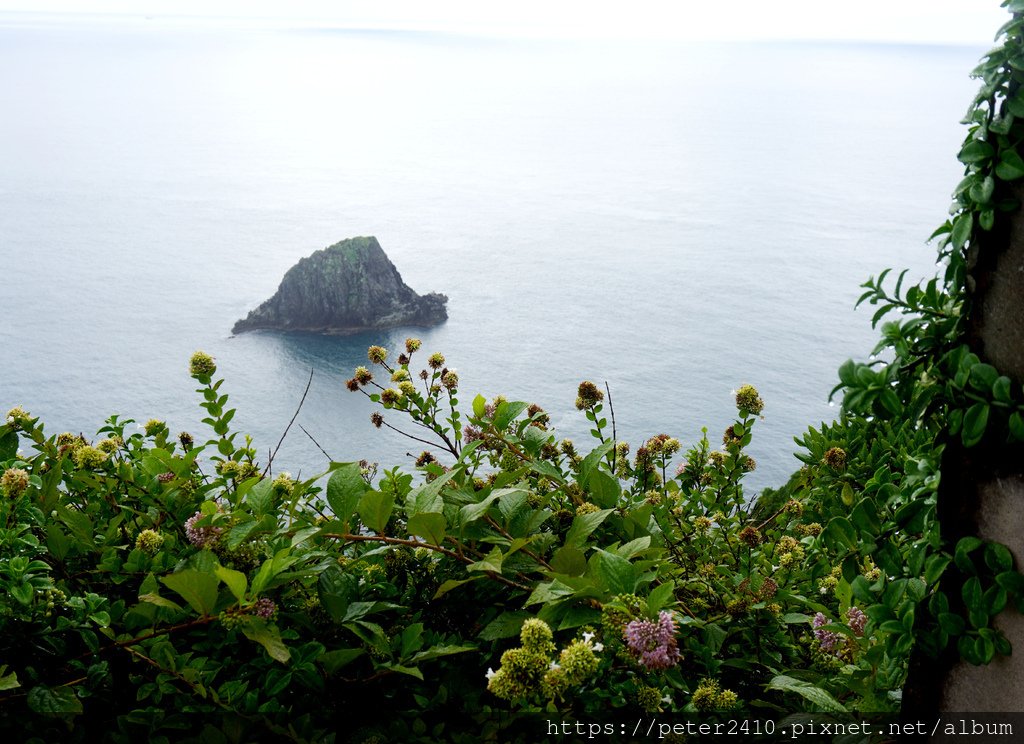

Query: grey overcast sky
[0,0,1011,43]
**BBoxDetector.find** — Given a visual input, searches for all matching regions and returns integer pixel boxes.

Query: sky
[0,0,1011,43]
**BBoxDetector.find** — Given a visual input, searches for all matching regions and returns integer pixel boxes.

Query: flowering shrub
[4,326,1022,741]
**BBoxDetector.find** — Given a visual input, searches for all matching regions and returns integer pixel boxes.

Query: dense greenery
[5,2,1024,741]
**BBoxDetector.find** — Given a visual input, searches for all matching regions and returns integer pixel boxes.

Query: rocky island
[232,236,448,335]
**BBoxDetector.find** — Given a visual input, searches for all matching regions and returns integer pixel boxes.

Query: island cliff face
[232,237,448,335]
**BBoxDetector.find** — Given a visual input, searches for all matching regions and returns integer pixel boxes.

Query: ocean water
[0,15,987,490]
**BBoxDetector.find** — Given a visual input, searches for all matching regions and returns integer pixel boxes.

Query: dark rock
[232,236,448,335]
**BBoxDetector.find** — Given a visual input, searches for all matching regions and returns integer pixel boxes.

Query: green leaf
[782,613,813,624]
[950,212,973,250]
[962,403,990,447]
[985,585,1008,615]
[493,401,529,431]
[525,579,576,606]
[215,565,247,603]
[850,498,881,536]
[766,675,847,713]
[907,578,927,603]
[577,441,615,487]
[0,430,17,460]
[962,576,984,612]
[550,546,587,577]
[458,489,514,526]
[410,644,476,664]
[57,505,94,547]
[959,140,994,165]
[590,549,638,594]
[432,578,478,599]
[160,569,220,616]
[408,512,446,544]
[970,175,996,204]
[616,536,652,560]
[980,208,996,231]
[225,519,262,550]
[326,463,369,527]
[1008,92,1024,118]
[406,468,458,518]
[837,359,857,387]
[344,620,390,653]
[239,618,290,663]
[995,570,1024,596]
[376,663,424,683]
[976,635,996,664]
[342,600,403,622]
[968,362,999,391]
[992,376,1013,402]
[925,554,951,585]
[985,543,1014,573]
[939,612,966,635]
[564,508,614,548]
[245,478,276,518]
[472,393,486,418]
[996,148,1024,180]
[318,565,357,622]
[646,581,675,615]
[851,576,874,603]
[138,592,183,612]
[478,611,532,640]
[0,665,20,692]
[358,490,395,534]
[27,685,83,715]
[10,581,33,606]
[822,516,858,551]
[530,460,566,484]
[587,470,621,509]
[1009,412,1024,441]
[467,546,503,574]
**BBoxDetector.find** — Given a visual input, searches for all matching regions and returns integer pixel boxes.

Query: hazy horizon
[0,1,1008,44]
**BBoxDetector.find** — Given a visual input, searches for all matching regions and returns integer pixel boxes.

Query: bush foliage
[7,3,1024,741]
[1,336,1020,742]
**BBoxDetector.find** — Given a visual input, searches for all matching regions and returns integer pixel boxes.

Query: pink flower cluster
[813,607,868,655]
[254,597,277,619]
[184,511,222,548]
[846,606,867,637]
[812,612,841,653]
[624,611,681,670]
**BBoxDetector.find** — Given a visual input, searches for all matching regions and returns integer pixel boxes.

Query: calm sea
[0,15,987,490]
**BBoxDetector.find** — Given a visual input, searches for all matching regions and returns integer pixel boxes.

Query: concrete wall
[931,182,1024,711]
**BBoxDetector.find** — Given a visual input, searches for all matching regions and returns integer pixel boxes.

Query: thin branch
[263,367,314,477]
[299,424,334,462]
[484,515,553,570]
[323,532,531,592]
[74,616,217,661]
[381,419,448,451]
[604,380,617,449]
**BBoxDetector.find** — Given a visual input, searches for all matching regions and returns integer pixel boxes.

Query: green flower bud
[734,384,764,415]
[73,445,108,469]
[1,468,30,498]
[520,618,555,655]
[189,351,217,378]
[135,529,164,555]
